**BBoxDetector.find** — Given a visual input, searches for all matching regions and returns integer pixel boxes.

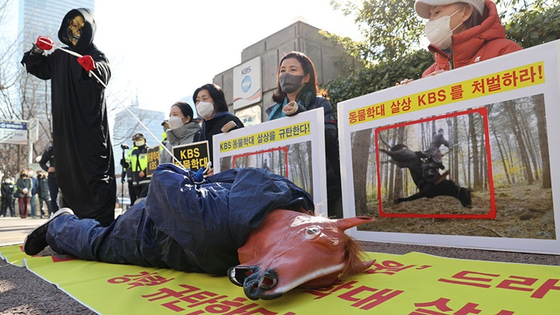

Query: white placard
[338,40,560,254]
[213,108,328,216]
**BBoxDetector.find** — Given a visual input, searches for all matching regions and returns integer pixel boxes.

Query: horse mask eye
[305,226,321,239]
[67,15,85,46]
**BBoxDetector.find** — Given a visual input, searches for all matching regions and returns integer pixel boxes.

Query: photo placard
[213,109,329,216]
[338,40,560,254]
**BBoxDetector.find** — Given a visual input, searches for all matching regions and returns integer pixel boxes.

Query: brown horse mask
[228,209,376,300]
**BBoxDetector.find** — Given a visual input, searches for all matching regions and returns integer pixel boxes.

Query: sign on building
[233,57,262,110]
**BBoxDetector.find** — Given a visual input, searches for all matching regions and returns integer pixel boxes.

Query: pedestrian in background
[27,169,39,218]
[16,170,32,218]
[128,133,150,200]
[37,170,52,218]
[1,178,16,217]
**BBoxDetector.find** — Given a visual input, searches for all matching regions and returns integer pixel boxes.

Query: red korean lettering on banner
[304,280,358,299]
[438,271,499,288]
[410,297,515,315]
[486,75,501,92]
[502,71,519,87]
[338,285,404,310]
[107,271,174,289]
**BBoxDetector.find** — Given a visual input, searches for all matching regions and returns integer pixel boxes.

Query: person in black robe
[21,8,115,226]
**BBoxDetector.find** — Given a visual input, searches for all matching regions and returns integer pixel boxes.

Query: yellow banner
[349,62,545,125]
[219,121,311,153]
[2,244,558,314]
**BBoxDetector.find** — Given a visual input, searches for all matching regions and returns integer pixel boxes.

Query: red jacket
[422,0,522,77]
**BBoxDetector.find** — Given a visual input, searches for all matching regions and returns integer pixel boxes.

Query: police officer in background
[127,133,150,201]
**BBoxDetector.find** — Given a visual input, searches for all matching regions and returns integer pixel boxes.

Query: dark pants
[18,197,30,218]
[128,181,137,205]
[46,203,170,269]
[48,175,59,213]
[132,184,148,204]
[1,197,15,217]
[39,196,52,217]
[30,194,37,217]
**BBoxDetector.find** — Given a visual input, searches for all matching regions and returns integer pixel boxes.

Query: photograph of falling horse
[351,93,556,239]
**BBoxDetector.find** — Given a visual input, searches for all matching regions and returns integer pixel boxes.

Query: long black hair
[272,51,318,105]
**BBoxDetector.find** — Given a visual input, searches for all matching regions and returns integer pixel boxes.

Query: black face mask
[280,73,304,94]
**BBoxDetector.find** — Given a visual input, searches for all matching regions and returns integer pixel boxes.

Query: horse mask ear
[336,216,375,231]
[337,216,377,275]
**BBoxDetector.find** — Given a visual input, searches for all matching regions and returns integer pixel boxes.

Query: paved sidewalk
[0,208,124,245]
[0,209,125,314]
[0,216,49,246]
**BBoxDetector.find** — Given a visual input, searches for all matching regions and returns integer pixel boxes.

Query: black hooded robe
[21,8,115,226]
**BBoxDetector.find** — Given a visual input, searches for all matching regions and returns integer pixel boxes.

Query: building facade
[212,21,362,125]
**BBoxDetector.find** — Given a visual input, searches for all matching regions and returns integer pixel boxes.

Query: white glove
[282,101,299,116]
[221,121,238,133]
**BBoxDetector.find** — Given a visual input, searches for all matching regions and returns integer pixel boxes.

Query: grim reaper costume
[21,8,115,226]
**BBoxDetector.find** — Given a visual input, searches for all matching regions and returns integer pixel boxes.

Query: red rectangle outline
[374,107,496,219]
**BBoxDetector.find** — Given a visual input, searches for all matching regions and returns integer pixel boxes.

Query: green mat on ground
[1,244,559,314]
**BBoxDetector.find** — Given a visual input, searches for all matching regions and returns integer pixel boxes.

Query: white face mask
[425,8,463,49]
[196,101,214,120]
[134,140,145,147]
[168,116,184,130]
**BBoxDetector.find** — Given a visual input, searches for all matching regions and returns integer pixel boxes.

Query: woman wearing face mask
[160,102,201,164]
[193,83,244,163]
[416,0,521,78]
[266,51,342,218]
[16,169,33,218]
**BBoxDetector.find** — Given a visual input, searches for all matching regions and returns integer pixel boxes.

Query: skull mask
[67,14,85,46]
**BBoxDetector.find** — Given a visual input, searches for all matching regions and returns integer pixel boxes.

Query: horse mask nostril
[241,270,263,300]
[259,269,278,290]
[228,266,260,287]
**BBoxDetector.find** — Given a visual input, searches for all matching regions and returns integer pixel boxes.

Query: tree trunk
[533,94,551,188]
[352,129,373,213]
[468,112,481,190]
[505,101,534,185]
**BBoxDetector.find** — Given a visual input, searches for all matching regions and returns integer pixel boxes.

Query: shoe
[23,208,74,256]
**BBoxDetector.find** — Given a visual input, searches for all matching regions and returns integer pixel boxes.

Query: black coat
[39,145,56,179]
[196,112,244,162]
[37,176,50,200]
[1,182,15,201]
[21,8,115,226]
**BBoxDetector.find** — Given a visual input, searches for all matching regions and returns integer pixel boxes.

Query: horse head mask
[229,209,375,300]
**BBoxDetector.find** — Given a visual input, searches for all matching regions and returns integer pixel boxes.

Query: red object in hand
[36,36,54,51]
[77,55,96,72]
